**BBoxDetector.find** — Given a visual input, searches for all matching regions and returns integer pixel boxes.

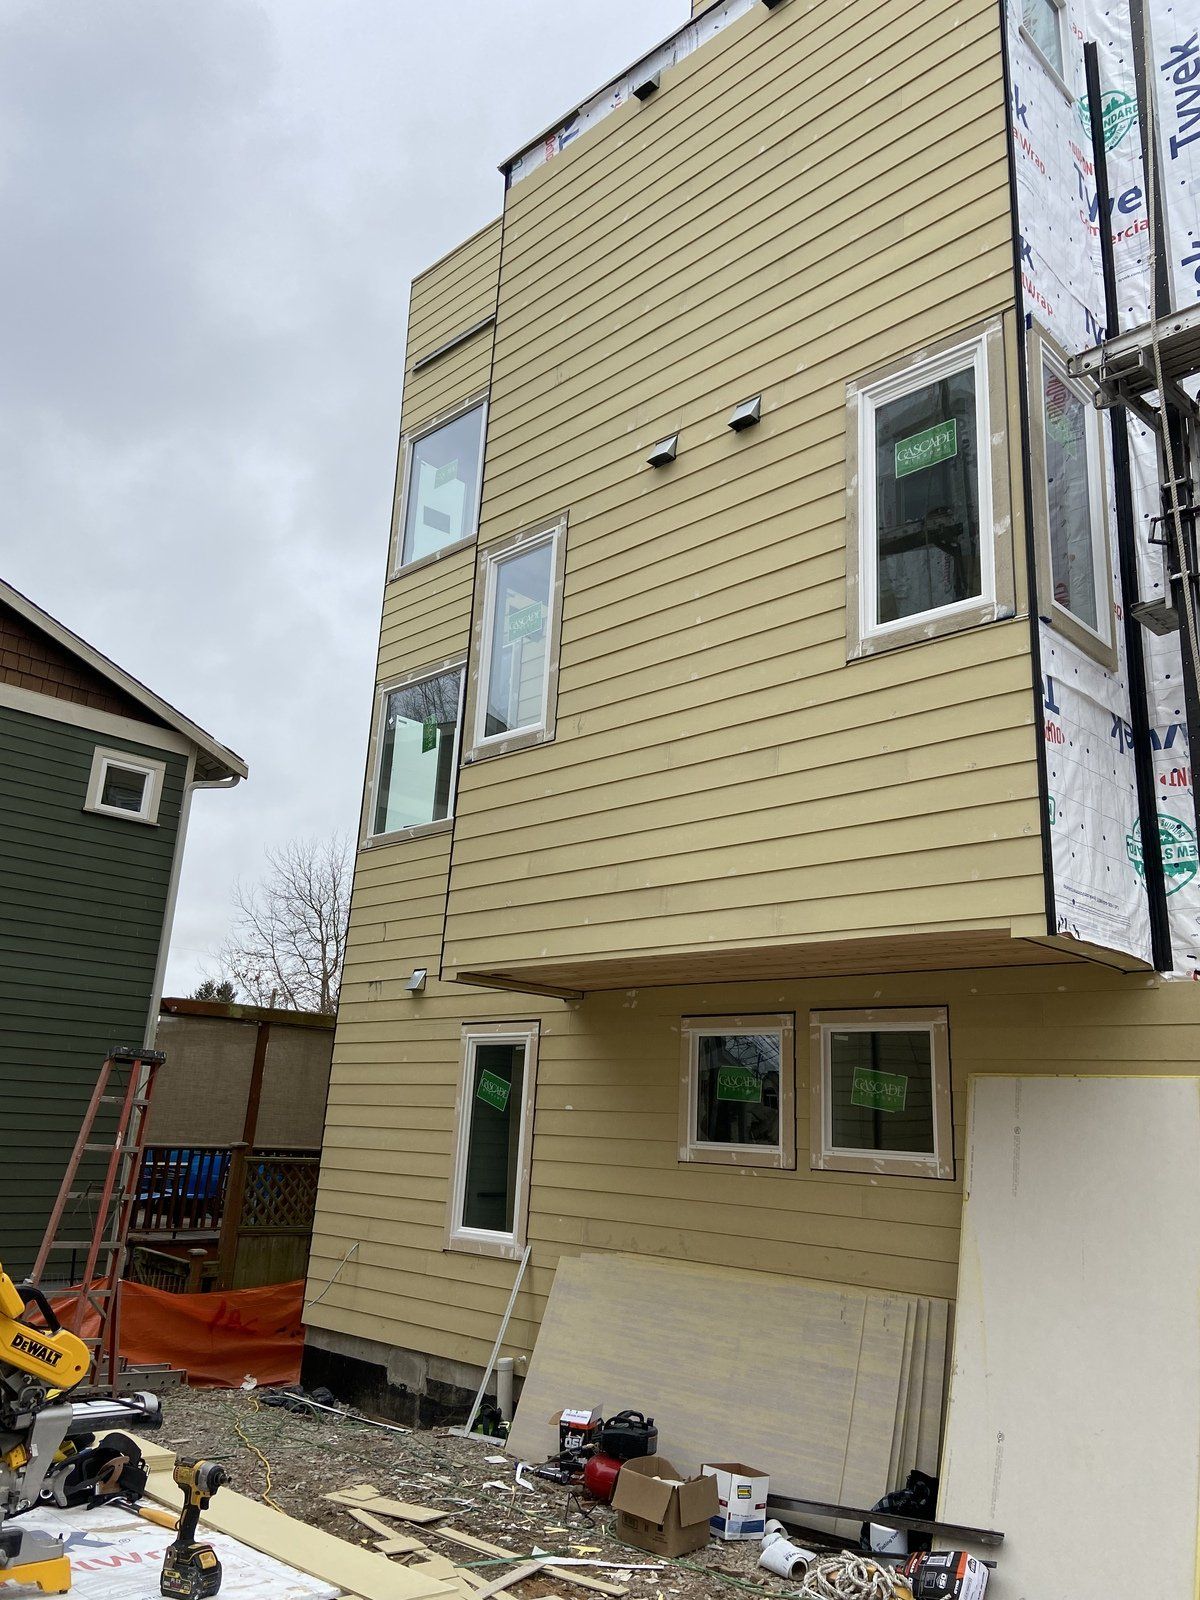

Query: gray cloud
[1,0,681,992]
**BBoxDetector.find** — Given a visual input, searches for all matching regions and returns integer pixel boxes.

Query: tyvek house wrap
[1007,0,1200,970]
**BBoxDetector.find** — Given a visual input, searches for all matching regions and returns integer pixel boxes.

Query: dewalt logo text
[11,1332,61,1367]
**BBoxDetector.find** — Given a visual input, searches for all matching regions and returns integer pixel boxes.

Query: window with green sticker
[847,322,1012,661]
[398,403,486,568]
[450,1026,538,1256]
[681,1016,795,1169]
[873,365,981,625]
[370,665,464,838]
[469,519,567,758]
[811,1010,953,1180]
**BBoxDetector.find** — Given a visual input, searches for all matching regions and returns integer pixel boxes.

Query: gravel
[158,1388,794,1600]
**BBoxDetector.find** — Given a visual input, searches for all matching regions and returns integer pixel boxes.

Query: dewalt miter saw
[0,1262,162,1595]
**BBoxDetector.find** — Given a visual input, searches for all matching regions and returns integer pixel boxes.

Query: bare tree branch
[212,833,351,1014]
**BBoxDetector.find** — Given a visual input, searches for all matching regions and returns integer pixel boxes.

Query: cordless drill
[160,1458,228,1599]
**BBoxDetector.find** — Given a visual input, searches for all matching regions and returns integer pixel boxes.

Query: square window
[1030,330,1116,667]
[1023,0,1067,82]
[396,402,486,570]
[846,320,1014,659]
[680,1015,796,1169]
[101,764,150,814]
[810,1008,953,1180]
[467,518,567,759]
[367,662,465,842]
[448,1025,538,1257]
[84,747,165,825]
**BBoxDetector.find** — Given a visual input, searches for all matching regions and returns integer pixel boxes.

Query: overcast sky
[2,0,681,995]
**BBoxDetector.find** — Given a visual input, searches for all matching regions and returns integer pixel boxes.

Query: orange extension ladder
[32,1046,165,1392]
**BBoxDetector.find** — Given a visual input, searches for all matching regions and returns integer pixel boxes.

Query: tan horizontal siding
[437,0,1036,975]
[307,964,1200,1371]
[406,218,502,358]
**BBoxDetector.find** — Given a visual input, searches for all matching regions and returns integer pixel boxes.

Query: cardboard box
[612,1455,720,1558]
[701,1461,770,1541]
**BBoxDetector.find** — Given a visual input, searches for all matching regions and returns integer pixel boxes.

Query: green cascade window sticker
[504,601,546,645]
[1127,815,1199,896]
[716,1066,762,1104]
[476,1069,512,1113]
[421,718,438,754]
[434,458,460,489]
[895,418,957,479]
[1077,90,1138,151]
[850,1066,908,1114]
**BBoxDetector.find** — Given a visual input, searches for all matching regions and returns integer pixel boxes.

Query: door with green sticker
[451,1025,539,1252]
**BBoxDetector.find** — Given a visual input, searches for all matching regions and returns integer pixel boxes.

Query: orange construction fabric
[52,1279,305,1389]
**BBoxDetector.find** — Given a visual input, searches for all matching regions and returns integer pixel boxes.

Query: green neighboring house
[0,579,246,1279]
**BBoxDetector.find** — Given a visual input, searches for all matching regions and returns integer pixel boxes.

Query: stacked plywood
[506,1253,949,1510]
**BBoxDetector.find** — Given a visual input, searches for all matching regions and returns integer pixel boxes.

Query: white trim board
[938,1075,1200,1596]
[0,681,195,758]
[0,579,246,780]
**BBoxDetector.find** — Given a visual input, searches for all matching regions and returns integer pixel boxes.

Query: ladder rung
[82,1143,139,1154]
[45,1240,106,1251]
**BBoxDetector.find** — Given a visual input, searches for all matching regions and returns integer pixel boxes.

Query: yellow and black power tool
[160,1458,228,1600]
[0,1261,162,1596]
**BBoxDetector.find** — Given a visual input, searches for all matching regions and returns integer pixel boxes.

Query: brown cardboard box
[612,1455,720,1558]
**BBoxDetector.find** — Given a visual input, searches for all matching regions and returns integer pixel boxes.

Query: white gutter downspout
[142,765,243,1049]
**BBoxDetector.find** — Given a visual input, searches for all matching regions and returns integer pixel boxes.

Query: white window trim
[678,1014,796,1170]
[390,394,489,579]
[83,747,166,826]
[1029,327,1118,669]
[361,656,467,849]
[810,1007,954,1182]
[465,515,568,762]
[447,1021,539,1261]
[1019,0,1074,102]
[854,331,1003,657]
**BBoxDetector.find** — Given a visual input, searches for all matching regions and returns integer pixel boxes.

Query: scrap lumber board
[349,1510,426,1551]
[423,1530,627,1597]
[326,1491,449,1525]
[507,1253,947,1507]
[107,1439,459,1600]
[938,1076,1200,1594]
[470,1561,546,1599]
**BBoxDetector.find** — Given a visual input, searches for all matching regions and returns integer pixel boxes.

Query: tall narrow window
[679,1015,795,1169]
[469,518,567,758]
[367,663,464,841]
[396,401,486,569]
[1031,331,1115,666]
[1022,0,1067,82]
[448,1024,538,1258]
[810,1008,953,1180]
[846,320,1013,658]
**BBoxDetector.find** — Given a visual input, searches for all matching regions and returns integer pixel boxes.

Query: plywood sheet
[938,1076,1200,1597]
[507,1253,945,1508]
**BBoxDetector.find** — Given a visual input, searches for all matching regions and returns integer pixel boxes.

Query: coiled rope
[795,1553,907,1600]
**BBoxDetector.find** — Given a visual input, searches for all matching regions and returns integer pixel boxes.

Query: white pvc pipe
[496,1356,514,1422]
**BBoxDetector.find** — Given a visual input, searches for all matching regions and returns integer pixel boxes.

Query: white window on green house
[679,1015,796,1169]
[448,1024,539,1258]
[1023,0,1067,82]
[1031,332,1116,667]
[469,518,567,758]
[846,320,1013,659]
[83,746,166,825]
[396,401,486,569]
[810,1008,953,1180]
[367,663,464,842]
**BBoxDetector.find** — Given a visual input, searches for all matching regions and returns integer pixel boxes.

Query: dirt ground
[160,1388,788,1600]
